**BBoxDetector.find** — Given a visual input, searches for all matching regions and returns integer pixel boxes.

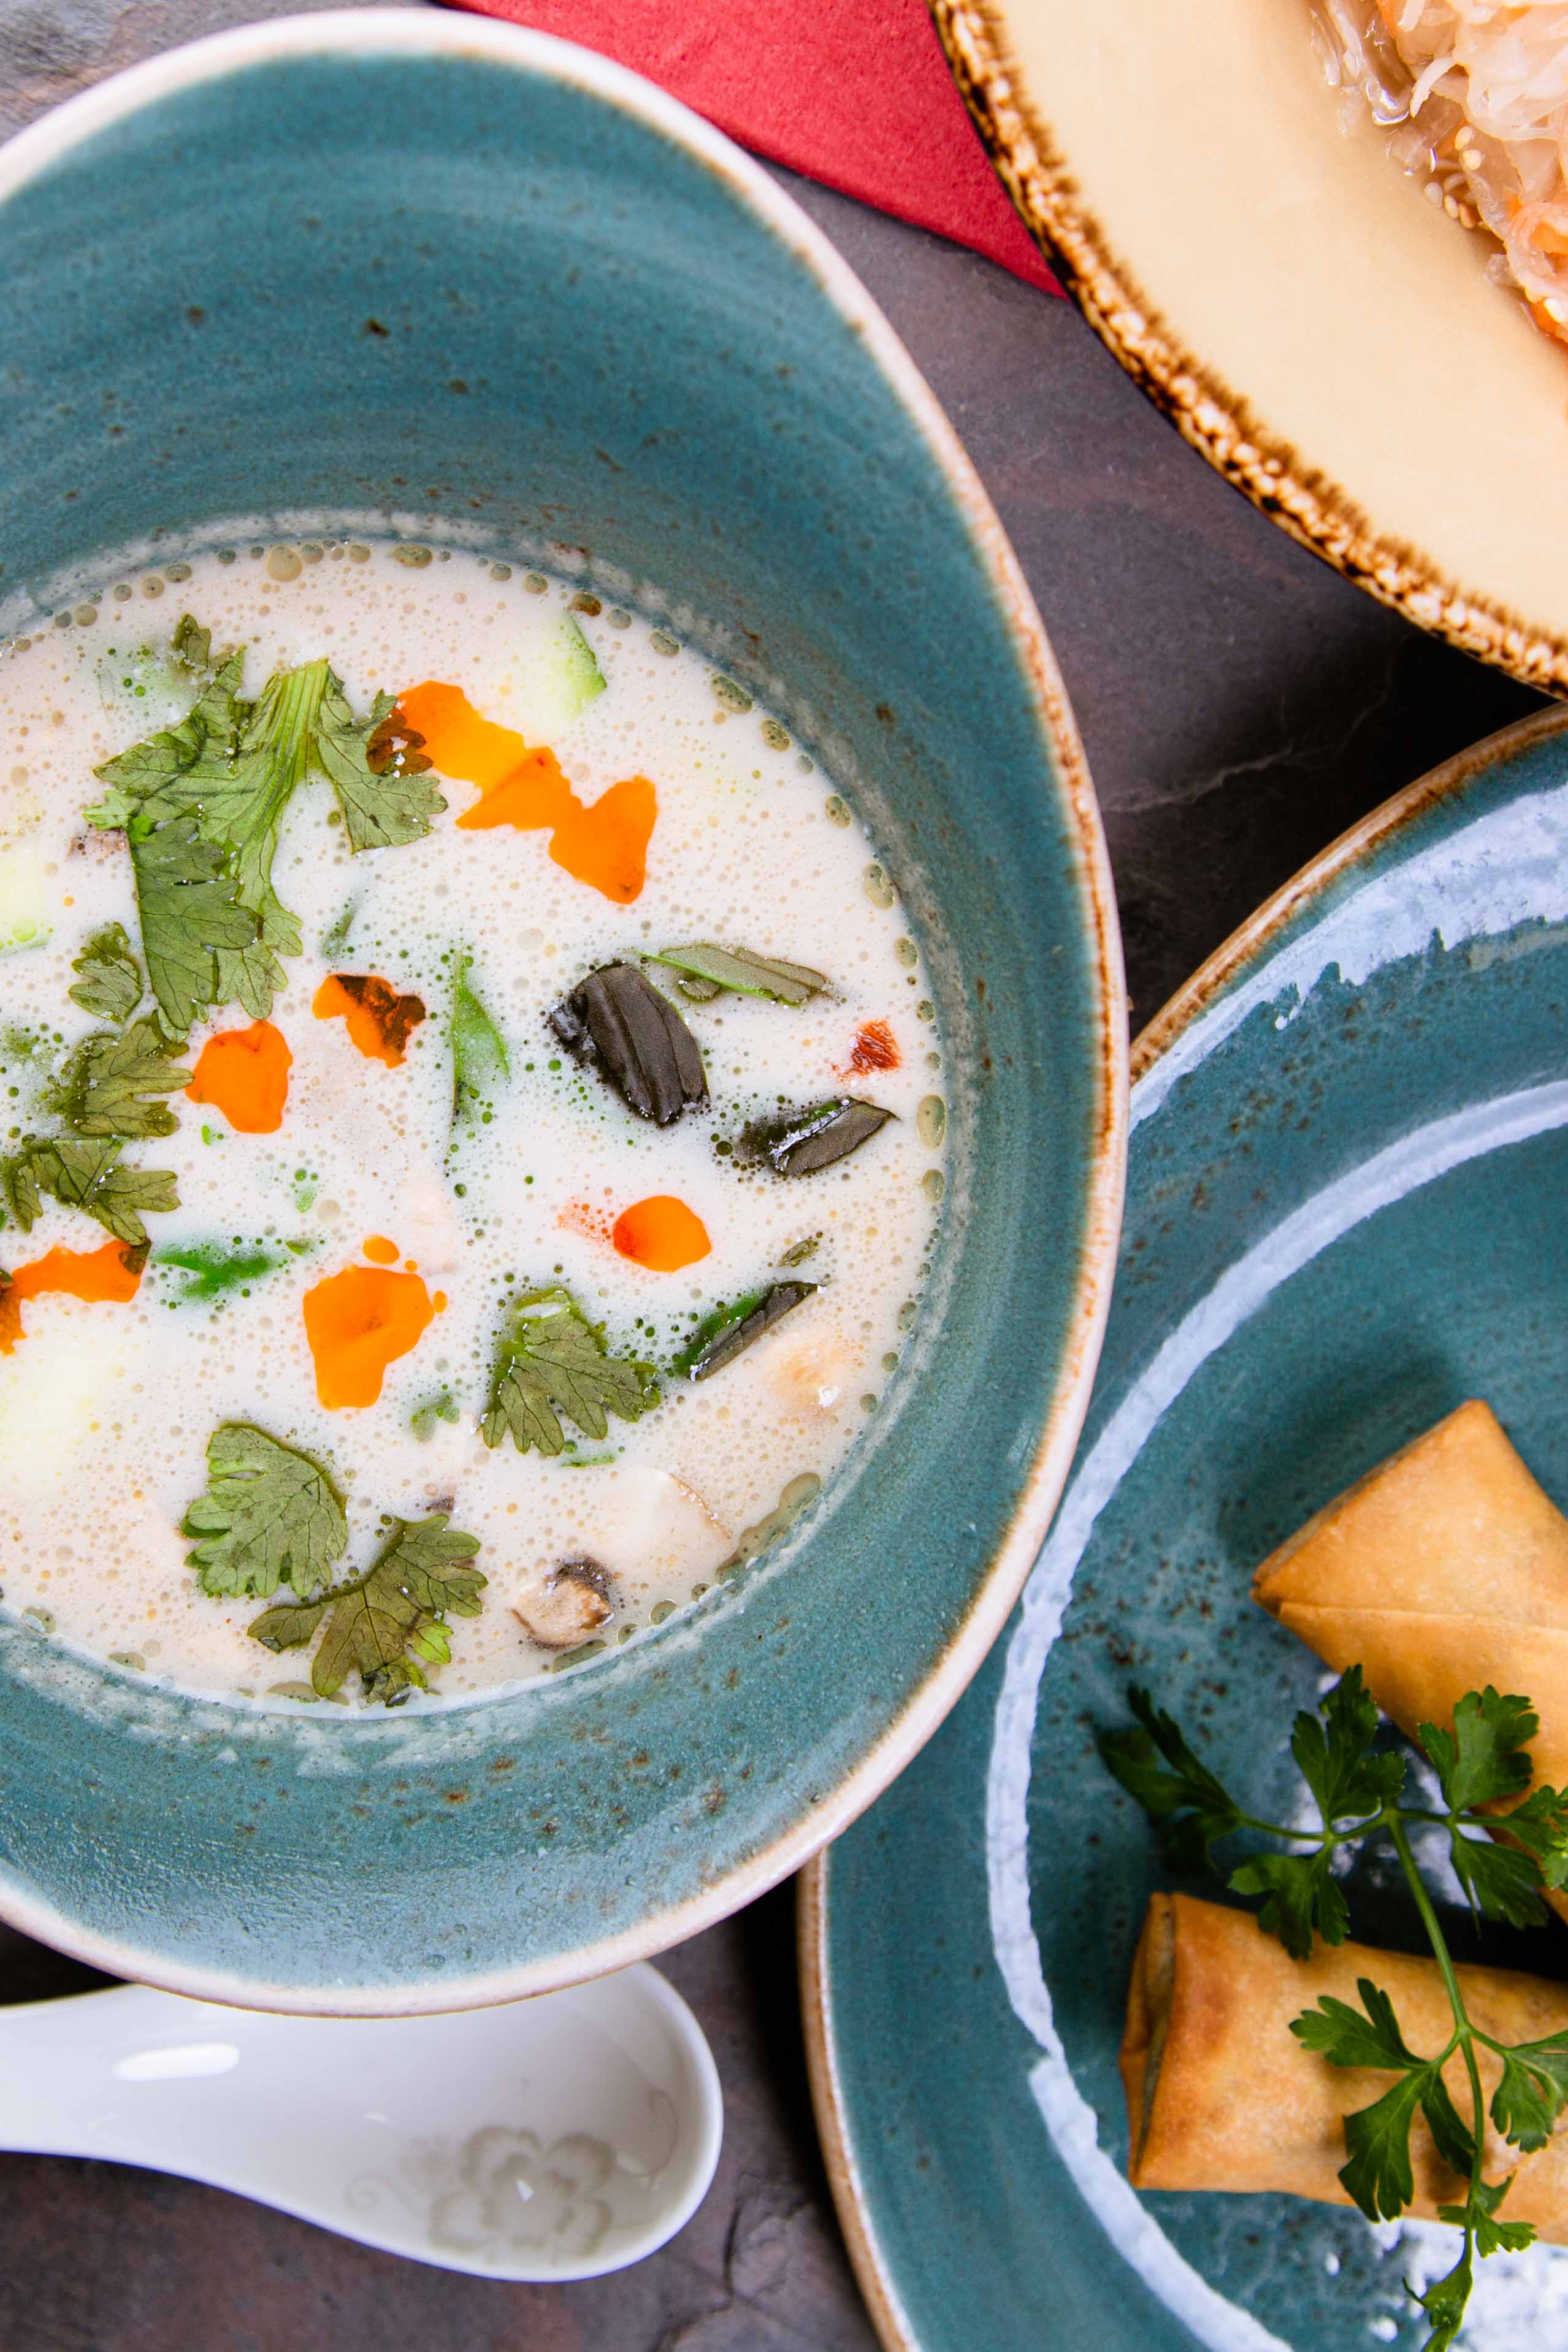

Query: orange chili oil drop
[0,1239,145,1354]
[302,1264,436,1408]
[313,975,427,1068]
[611,1196,712,1273]
[397,680,656,903]
[186,1020,293,1132]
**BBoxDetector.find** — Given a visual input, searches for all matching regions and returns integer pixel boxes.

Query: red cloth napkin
[445,0,1061,294]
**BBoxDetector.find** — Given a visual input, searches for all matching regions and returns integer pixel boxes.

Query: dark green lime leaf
[646,942,828,1008]
[673,1281,817,1382]
[738,1097,893,1176]
[549,963,708,1125]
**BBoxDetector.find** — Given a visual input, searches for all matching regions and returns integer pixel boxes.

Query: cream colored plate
[934,0,1568,691]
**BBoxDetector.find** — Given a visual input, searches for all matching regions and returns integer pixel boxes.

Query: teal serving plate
[805,709,1568,2352]
[0,13,1123,2007]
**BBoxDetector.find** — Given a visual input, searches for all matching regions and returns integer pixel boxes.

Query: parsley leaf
[2,1138,177,1246]
[182,1422,348,1601]
[51,1017,191,1140]
[1420,1687,1537,1813]
[1291,1978,1423,2072]
[1338,2069,1429,2221]
[481,1286,660,1457]
[1098,1688,1245,1868]
[1490,2031,1568,2152]
[1490,1780,1568,1890]
[1291,1664,1406,1823]
[1424,2178,1536,2351]
[1448,1829,1551,1931]
[250,1514,484,1704]
[315,682,446,850]
[1229,1848,1348,1958]
[67,923,143,1024]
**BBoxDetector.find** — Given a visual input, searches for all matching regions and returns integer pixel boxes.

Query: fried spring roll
[1252,1400,1568,1925]
[1123,1892,1568,2235]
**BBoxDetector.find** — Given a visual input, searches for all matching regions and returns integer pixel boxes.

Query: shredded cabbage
[1314,2,1568,339]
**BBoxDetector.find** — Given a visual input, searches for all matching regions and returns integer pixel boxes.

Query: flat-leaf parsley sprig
[1103,1671,1568,2350]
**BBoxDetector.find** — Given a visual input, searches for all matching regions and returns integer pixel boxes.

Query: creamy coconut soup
[0,542,945,1707]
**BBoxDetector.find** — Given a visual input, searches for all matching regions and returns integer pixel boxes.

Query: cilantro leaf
[1491,2031,1568,2152]
[315,681,446,850]
[1098,1688,1245,1866]
[1416,2241,1475,2352]
[1292,1978,1424,2072]
[67,923,143,1024]
[118,809,256,1040]
[1420,1688,1537,1813]
[250,1514,484,1704]
[1291,1666,1405,1823]
[7,1138,178,1246]
[1419,2069,1482,2181]
[94,634,437,1036]
[1448,1829,1550,1931]
[182,1422,348,1601]
[52,1017,191,1140]
[1229,1848,1347,1958]
[481,1286,660,1457]
[0,1149,41,1232]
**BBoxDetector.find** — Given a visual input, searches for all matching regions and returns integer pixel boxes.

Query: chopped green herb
[411,1388,460,1440]
[779,1232,822,1268]
[673,1281,817,1382]
[738,1097,894,1176]
[645,941,828,1008]
[549,962,708,1126]
[481,1285,659,1456]
[155,1242,285,1302]
[182,1422,348,1601]
[67,924,143,1025]
[249,1514,484,1704]
[451,951,509,1123]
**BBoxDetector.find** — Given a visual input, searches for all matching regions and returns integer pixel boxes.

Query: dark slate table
[0,5,1547,2347]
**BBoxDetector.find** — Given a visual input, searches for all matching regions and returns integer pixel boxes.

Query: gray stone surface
[0,6,1549,2348]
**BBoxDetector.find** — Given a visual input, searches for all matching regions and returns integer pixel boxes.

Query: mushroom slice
[512,1558,615,1651]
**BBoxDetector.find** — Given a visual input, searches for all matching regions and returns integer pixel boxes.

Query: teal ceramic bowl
[804,708,1568,2351]
[0,12,1123,2008]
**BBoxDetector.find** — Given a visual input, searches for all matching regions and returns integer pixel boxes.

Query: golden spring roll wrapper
[1123,1893,1568,2237]
[1253,1400,1568,1927]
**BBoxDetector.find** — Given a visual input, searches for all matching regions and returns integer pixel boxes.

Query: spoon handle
[0,1984,242,2161]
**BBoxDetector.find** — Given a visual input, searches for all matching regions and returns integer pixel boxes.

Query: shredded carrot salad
[1317,2,1568,343]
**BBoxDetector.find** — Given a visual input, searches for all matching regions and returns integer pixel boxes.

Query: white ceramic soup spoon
[0,1962,722,2280]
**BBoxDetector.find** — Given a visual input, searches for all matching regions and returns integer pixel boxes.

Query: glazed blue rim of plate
[0,10,1126,2010]
[801,701,1568,2352]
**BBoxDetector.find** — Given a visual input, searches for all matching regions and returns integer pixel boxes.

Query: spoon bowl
[0,1962,721,2280]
